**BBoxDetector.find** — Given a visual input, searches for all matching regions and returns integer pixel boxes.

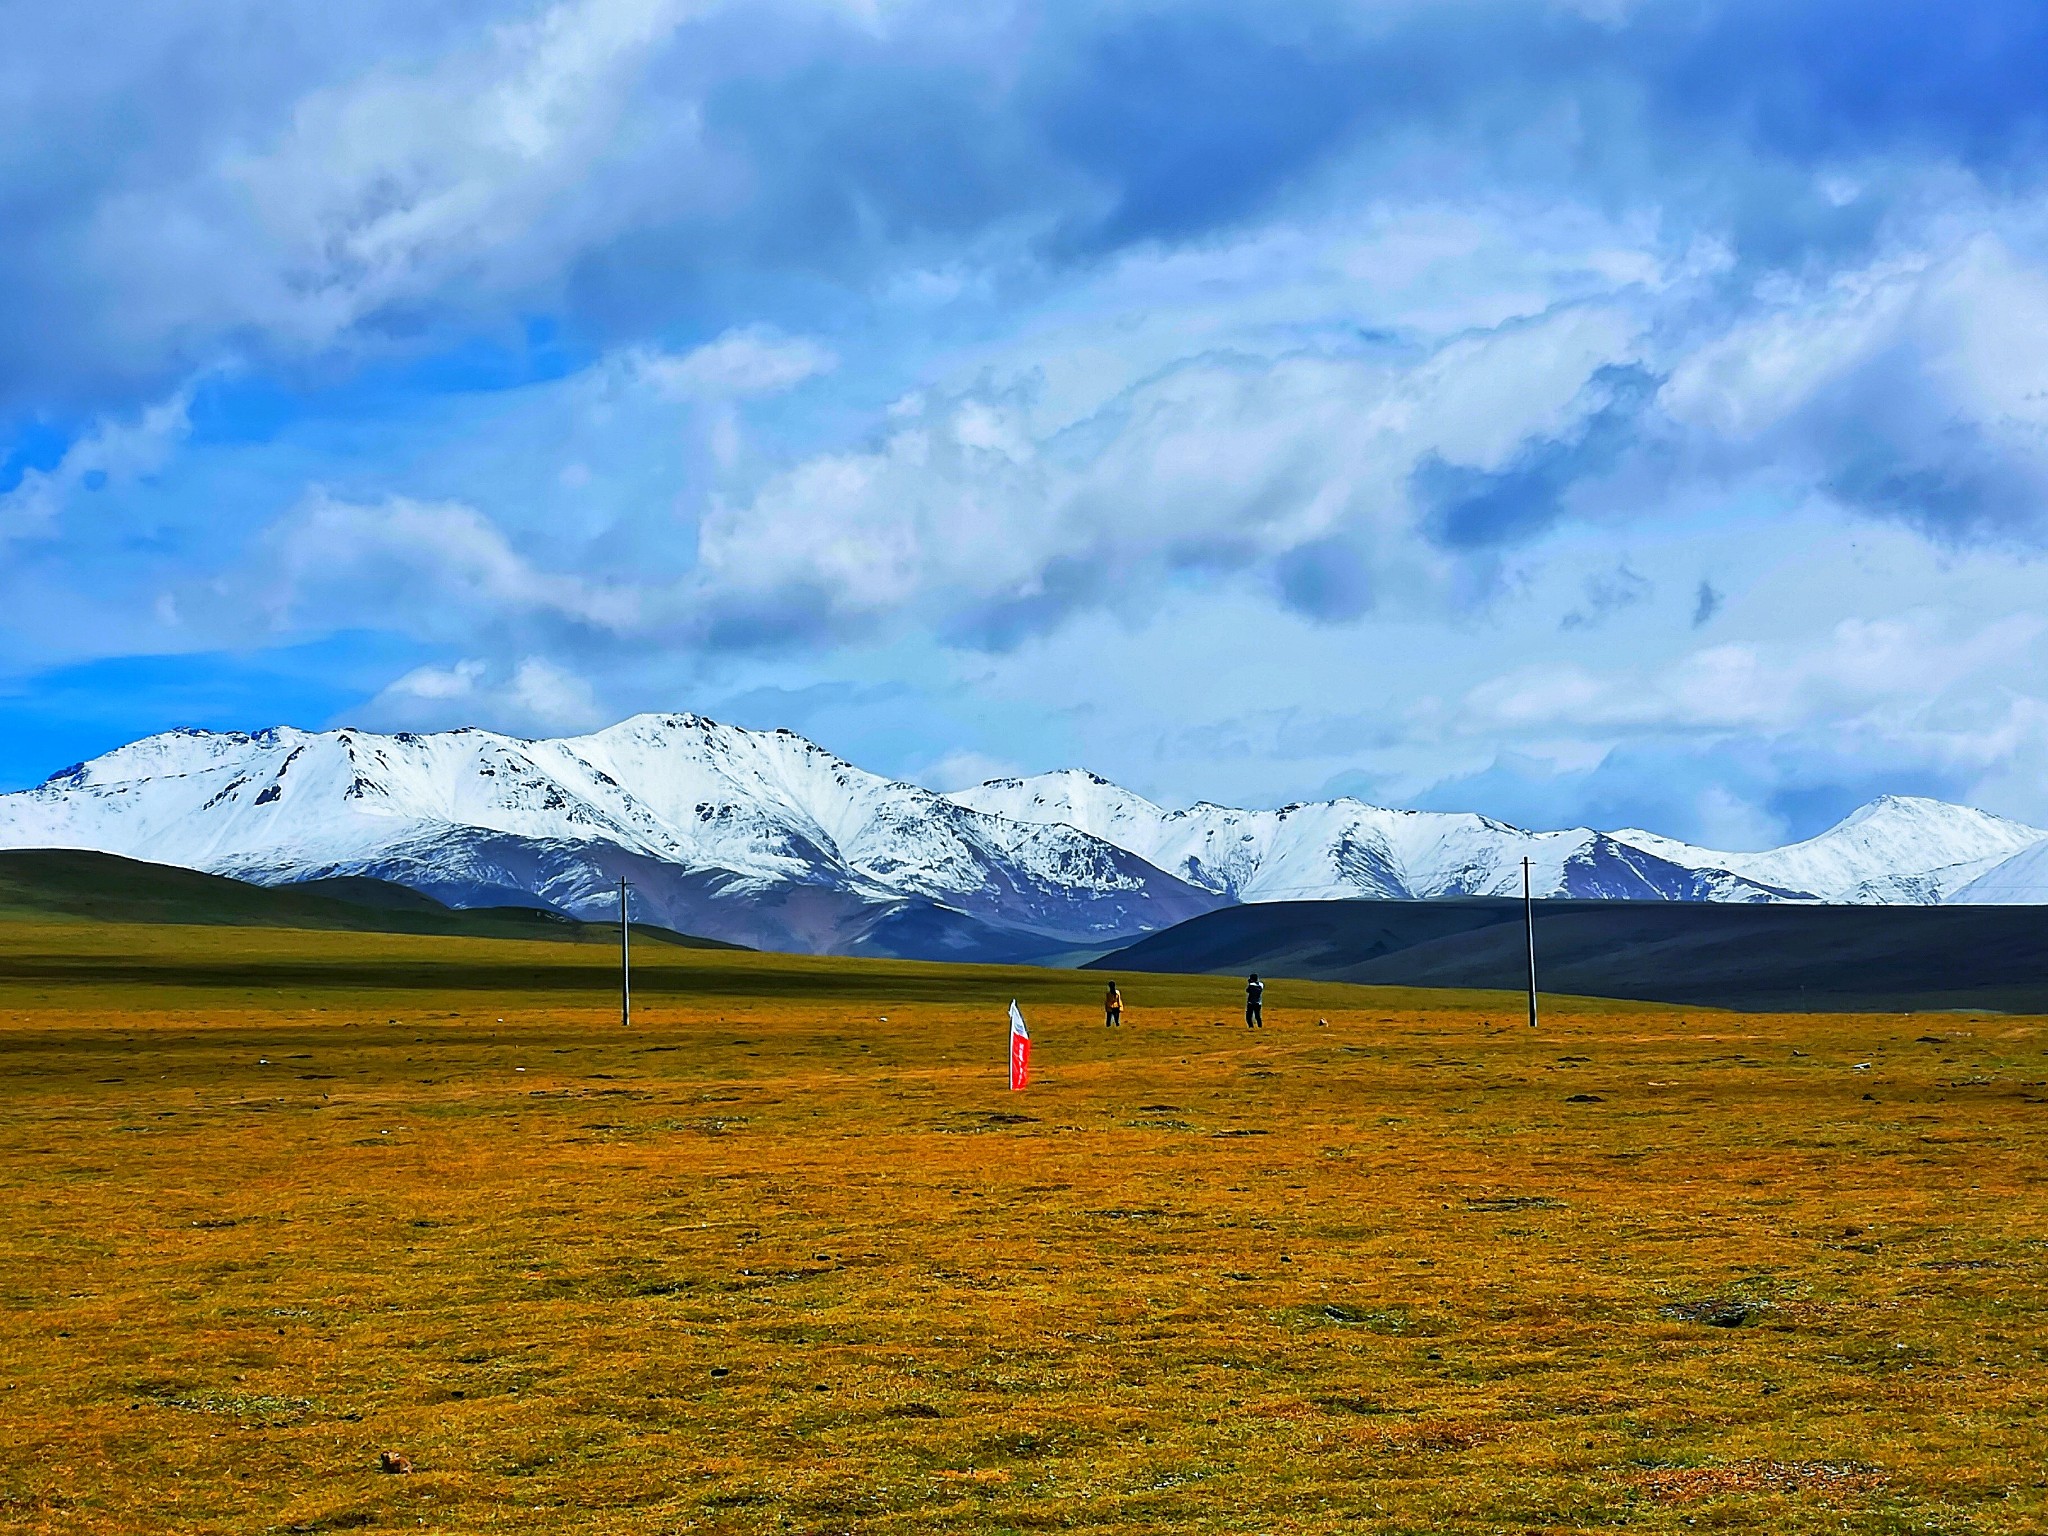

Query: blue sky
[5,0,2048,846]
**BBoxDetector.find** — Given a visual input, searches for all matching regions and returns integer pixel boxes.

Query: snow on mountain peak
[951,775,2048,906]
[3,716,2046,958]
[1607,795,2048,904]
[0,717,1228,954]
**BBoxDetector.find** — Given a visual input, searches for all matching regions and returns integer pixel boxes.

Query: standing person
[1104,980,1123,1028]
[1245,973,1265,1029]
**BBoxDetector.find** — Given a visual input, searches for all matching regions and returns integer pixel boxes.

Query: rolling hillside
[1093,898,2048,1013]
[0,848,741,949]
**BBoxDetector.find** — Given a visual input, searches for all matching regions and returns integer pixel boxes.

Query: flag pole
[1522,856,1538,1030]
[619,876,631,1029]
[1008,1000,1030,1091]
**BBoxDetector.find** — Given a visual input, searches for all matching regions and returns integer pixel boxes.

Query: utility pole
[1522,856,1539,1030]
[619,876,632,1029]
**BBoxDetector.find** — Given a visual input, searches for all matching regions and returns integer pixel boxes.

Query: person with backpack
[1245,973,1264,1029]
[1103,980,1124,1027]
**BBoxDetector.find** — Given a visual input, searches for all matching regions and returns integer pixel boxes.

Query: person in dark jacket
[1245,973,1264,1029]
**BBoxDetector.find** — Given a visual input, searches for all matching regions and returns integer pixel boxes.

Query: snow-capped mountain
[949,770,1797,902]
[948,772,2048,906]
[1608,795,2048,904]
[3,716,2046,961]
[1948,839,2048,905]
[0,716,1220,957]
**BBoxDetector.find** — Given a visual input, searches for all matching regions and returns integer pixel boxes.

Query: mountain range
[1,714,2043,961]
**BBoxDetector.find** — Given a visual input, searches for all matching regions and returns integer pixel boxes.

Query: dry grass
[1,916,2045,1533]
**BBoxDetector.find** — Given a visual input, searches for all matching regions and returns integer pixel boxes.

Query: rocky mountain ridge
[2,715,2042,959]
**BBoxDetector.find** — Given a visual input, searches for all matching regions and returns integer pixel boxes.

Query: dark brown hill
[1092,898,2048,1012]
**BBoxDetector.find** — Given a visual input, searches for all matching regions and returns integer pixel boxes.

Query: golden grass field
[1,916,2044,1534]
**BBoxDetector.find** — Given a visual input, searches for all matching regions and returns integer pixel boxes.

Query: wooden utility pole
[619,877,631,1029]
[1522,856,1538,1030]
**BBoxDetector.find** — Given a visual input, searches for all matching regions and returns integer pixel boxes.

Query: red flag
[1008,999,1030,1091]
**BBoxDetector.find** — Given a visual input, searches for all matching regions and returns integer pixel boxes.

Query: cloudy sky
[4,0,2047,845]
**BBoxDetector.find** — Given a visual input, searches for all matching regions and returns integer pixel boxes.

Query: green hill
[0,848,742,949]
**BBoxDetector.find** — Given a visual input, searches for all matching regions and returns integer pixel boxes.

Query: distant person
[1245,973,1264,1029]
[1104,980,1124,1028]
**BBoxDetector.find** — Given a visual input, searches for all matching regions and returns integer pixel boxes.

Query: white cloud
[381,657,489,703]
[364,654,606,734]
[0,390,190,543]
[1462,610,2048,739]
[689,298,1649,637]
[1660,231,2048,536]
[1661,251,1933,440]
[1684,783,1787,851]
[631,326,838,399]
[84,0,716,359]
[916,748,1022,792]
[263,490,642,634]
[951,198,1683,440]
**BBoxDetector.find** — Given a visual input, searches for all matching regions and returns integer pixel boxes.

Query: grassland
[0,848,741,950]
[1,916,2044,1534]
